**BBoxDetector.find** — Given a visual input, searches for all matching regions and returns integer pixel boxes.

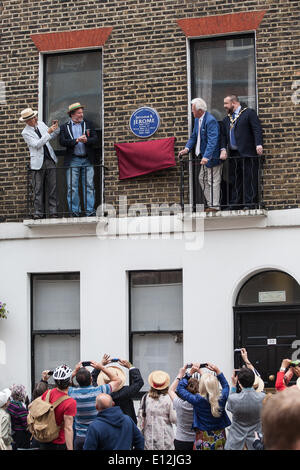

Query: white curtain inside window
[33,280,80,331]
[192,35,256,120]
[34,335,80,384]
[133,334,183,392]
[131,283,183,331]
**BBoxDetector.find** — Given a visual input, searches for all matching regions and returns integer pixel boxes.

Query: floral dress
[138,393,177,450]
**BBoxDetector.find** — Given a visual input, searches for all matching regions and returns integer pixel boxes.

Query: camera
[285,360,300,373]
[234,349,242,353]
[110,358,119,363]
[82,361,92,367]
[48,370,54,376]
[186,363,207,369]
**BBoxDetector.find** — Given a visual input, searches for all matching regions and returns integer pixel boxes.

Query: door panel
[234,307,300,388]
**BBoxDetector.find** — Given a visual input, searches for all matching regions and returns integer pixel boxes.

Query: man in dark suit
[220,95,263,210]
[179,98,222,212]
[59,102,98,216]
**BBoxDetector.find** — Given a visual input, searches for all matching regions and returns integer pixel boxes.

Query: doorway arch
[234,270,300,390]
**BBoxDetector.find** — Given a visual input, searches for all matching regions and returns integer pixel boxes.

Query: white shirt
[195,113,205,156]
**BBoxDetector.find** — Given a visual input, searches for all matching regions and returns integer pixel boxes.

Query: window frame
[30,272,80,391]
[128,269,183,399]
[37,48,105,214]
[186,31,258,208]
[39,48,104,159]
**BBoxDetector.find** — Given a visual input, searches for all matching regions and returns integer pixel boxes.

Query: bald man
[83,393,144,450]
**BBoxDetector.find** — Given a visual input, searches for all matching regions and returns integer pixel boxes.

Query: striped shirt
[6,401,28,432]
[68,384,111,438]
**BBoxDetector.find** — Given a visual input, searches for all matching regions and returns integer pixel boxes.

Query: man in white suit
[20,107,60,219]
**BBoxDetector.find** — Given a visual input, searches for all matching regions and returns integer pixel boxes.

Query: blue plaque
[129,107,160,138]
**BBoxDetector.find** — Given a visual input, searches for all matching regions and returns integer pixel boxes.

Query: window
[40,50,103,216]
[191,33,256,121]
[43,50,102,142]
[129,270,183,393]
[237,271,300,306]
[31,273,80,387]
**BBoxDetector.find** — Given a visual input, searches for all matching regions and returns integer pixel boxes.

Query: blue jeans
[66,157,95,216]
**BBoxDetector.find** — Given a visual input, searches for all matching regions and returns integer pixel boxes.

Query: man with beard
[220,95,263,210]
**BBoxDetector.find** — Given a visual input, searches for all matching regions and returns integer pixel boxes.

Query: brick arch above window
[177,10,266,37]
[30,27,113,52]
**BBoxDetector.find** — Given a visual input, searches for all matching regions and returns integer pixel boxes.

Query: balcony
[179,155,265,216]
[24,163,105,223]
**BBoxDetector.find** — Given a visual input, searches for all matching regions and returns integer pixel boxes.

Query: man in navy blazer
[179,98,222,212]
[220,95,263,210]
[60,103,98,216]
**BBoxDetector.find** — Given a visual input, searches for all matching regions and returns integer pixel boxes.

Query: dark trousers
[228,152,260,208]
[12,430,31,449]
[39,442,67,450]
[174,439,194,450]
[32,157,57,217]
[74,436,86,450]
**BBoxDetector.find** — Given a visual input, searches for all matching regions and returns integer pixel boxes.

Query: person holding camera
[20,107,60,219]
[68,354,123,450]
[91,357,144,424]
[137,370,177,450]
[168,364,200,450]
[176,363,230,450]
[275,358,300,392]
[225,368,265,450]
[235,348,264,393]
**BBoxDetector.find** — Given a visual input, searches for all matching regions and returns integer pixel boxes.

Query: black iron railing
[180,155,265,212]
[26,163,105,219]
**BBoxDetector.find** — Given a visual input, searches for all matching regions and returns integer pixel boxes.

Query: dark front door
[234,305,300,389]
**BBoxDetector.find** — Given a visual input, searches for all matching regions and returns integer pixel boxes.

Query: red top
[41,388,77,444]
[275,371,286,392]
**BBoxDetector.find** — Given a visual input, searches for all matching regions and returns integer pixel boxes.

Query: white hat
[97,365,126,392]
[19,107,38,122]
[253,375,265,393]
[0,388,11,408]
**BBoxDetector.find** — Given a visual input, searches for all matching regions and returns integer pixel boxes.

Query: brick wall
[0,0,299,220]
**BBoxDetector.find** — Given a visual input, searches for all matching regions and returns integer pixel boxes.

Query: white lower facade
[1,208,300,394]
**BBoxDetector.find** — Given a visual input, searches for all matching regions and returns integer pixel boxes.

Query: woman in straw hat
[137,370,176,450]
[0,388,13,450]
[176,363,231,450]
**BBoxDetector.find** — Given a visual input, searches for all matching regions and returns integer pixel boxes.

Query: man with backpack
[28,364,77,450]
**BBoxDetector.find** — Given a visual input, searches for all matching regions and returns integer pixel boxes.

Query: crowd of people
[1,350,300,451]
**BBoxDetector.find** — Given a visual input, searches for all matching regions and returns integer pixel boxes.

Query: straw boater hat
[68,102,84,116]
[19,107,38,122]
[148,370,170,390]
[0,388,11,408]
[253,374,265,393]
[97,365,126,392]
